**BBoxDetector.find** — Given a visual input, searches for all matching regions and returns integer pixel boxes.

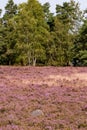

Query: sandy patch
[48,73,87,81]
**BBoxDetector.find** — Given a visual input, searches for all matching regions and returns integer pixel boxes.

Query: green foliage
[0,0,18,65]
[56,0,83,33]
[14,0,50,66]
[0,0,86,66]
[3,0,17,20]
[42,2,54,31]
[73,20,87,66]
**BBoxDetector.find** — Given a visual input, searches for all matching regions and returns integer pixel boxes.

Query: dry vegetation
[0,66,87,130]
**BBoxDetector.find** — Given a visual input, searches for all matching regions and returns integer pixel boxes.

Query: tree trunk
[33,57,36,66]
[28,51,31,65]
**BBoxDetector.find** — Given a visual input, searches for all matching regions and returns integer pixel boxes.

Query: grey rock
[31,109,44,117]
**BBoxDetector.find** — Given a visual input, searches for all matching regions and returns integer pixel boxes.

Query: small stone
[31,109,44,117]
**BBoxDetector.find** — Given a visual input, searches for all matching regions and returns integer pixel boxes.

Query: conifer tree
[73,20,87,66]
[0,0,18,65]
[51,0,83,66]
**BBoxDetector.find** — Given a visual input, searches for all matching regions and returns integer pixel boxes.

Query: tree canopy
[0,0,87,66]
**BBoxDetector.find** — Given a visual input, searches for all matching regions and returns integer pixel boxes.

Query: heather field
[0,66,87,130]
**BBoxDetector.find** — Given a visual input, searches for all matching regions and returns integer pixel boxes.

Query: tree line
[0,0,87,66]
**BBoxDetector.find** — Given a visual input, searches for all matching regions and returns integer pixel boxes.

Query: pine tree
[73,20,87,66]
[0,0,18,65]
[51,0,83,66]
[42,2,54,31]
[3,0,17,20]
